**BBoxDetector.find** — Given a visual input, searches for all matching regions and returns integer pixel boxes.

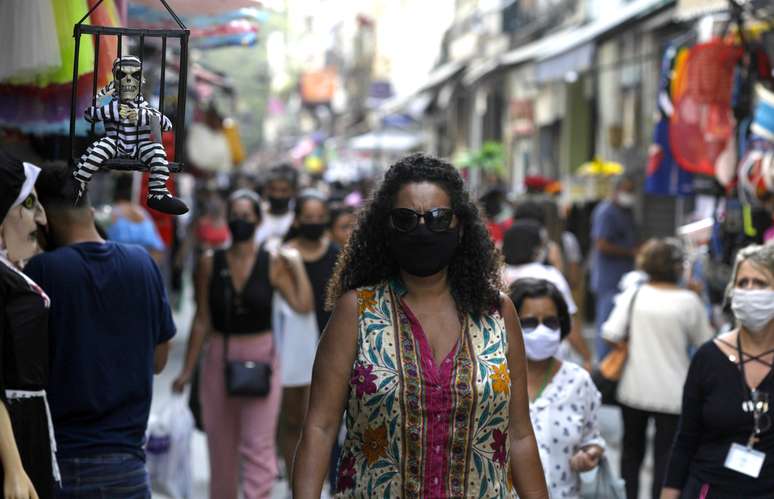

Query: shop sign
[300,68,337,105]
[509,99,535,137]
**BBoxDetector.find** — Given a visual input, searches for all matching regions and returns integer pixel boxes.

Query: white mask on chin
[617,191,636,208]
[523,324,561,361]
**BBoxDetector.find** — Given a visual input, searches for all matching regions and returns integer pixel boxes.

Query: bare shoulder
[320,290,359,349]
[332,289,358,319]
[498,292,518,322]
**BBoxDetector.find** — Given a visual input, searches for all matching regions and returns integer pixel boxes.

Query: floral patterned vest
[335,280,513,498]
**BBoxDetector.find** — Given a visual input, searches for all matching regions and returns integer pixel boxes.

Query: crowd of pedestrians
[1,150,773,499]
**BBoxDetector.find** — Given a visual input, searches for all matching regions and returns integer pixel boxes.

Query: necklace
[532,358,554,402]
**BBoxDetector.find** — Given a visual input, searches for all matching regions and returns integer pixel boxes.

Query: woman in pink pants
[173,189,314,498]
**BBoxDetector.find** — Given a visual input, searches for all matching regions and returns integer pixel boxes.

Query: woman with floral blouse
[509,278,605,498]
[292,154,548,498]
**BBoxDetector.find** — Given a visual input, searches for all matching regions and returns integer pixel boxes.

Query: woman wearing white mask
[604,238,713,499]
[509,278,605,498]
[662,244,774,499]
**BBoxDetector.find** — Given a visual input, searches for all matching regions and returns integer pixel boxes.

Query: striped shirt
[85,98,172,156]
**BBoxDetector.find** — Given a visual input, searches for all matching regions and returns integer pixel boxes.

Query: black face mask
[228,219,257,242]
[298,223,327,241]
[388,224,459,277]
[268,196,291,213]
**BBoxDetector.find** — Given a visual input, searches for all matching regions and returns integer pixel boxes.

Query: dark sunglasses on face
[520,316,561,331]
[389,208,454,233]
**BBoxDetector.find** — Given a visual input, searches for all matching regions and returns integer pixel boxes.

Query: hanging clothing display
[670,39,743,176]
[0,0,119,135]
[0,0,61,82]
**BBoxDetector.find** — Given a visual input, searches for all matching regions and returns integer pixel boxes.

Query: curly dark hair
[326,153,502,316]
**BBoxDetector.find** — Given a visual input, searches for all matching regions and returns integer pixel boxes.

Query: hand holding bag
[220,252,273,397]
[592,287,641,405]
[580,457,626,499]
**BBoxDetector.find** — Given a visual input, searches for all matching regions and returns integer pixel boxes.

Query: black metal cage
[68,0,189,173]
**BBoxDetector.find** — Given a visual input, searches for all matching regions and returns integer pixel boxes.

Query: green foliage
[455,141,505,177]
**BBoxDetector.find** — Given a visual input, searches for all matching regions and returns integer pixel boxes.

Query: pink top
[400,299,459,498]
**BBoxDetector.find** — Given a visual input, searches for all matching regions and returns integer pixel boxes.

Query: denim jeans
[55,453,150,499]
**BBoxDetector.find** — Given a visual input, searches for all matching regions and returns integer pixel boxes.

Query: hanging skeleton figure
[71,56,188,215]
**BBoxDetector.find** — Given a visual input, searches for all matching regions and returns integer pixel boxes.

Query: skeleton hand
[119,104,139,123]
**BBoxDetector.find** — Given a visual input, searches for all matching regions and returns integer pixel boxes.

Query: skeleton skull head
[112,56,143,102]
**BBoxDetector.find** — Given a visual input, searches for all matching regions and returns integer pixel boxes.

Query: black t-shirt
[0,259,49,397]
[24,242,176,460]
[304,243,340,335]
[665,340,774,495]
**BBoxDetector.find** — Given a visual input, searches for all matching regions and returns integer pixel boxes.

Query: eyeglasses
[520,316,561,331]
[389,208,454,233]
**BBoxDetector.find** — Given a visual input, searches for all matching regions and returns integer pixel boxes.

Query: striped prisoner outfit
[74,97,173,198]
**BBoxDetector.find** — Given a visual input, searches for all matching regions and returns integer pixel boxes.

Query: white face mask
[617,191,636,208]
[731,289,774,333]
[522,323,561,361]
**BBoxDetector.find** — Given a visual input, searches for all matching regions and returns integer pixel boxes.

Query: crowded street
[2,1,774,499]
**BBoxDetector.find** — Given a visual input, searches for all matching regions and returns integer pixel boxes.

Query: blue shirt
[106,213,165,252]
[590,200,636,294]
[25,242,175,459]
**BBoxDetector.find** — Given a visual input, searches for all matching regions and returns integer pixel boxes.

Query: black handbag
[220,253,273,398]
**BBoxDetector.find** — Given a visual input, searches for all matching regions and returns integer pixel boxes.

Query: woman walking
[603,239,713,499]
[278,190,340,481]
[293,154,548,498]
[662,244,774,499]
[172,189,313,499]
[509,278,605,498]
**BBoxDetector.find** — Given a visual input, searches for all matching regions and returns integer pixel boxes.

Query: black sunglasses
[389,208,454,233]
[520,316,561,331]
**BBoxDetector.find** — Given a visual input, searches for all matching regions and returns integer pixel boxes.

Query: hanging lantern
[67,0,190,215]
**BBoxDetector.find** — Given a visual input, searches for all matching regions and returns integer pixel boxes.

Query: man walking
[590,174,638,361]
[25,166,175,498]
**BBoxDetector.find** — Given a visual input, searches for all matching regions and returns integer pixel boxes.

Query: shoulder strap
[218,250,232,361]
[622,286,642,342]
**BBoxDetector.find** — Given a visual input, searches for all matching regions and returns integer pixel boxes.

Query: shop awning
[474,0,674,84]
[377,60,466,117]
[130,0,264,16]
[675,0,727,20]
[418,60,467,94]
[348,130,425,152]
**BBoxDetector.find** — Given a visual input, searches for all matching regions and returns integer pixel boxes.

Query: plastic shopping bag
[273,292,319,387]
[146,395,194,498]
[580,457,626,499]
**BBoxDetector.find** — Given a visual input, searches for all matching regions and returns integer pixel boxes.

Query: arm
[567,315,592,371]
[292,291,358,498]
[270,248,314,314]
[660,350,706,498]
[154,341,171,374]
[501,295,549,498]
[596,239,636,258]
[0,402,39,499]
[84,101,113,124]
[547,241,564,274]
[172,253,213,392]
[570,376,605,472]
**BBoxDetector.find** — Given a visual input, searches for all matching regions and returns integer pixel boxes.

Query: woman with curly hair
[293,154,548,498]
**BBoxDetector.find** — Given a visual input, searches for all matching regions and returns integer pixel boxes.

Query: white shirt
[504,262,578,315]
[529,362,605,499]
[254,210,294,252]
[602,284,714,414]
